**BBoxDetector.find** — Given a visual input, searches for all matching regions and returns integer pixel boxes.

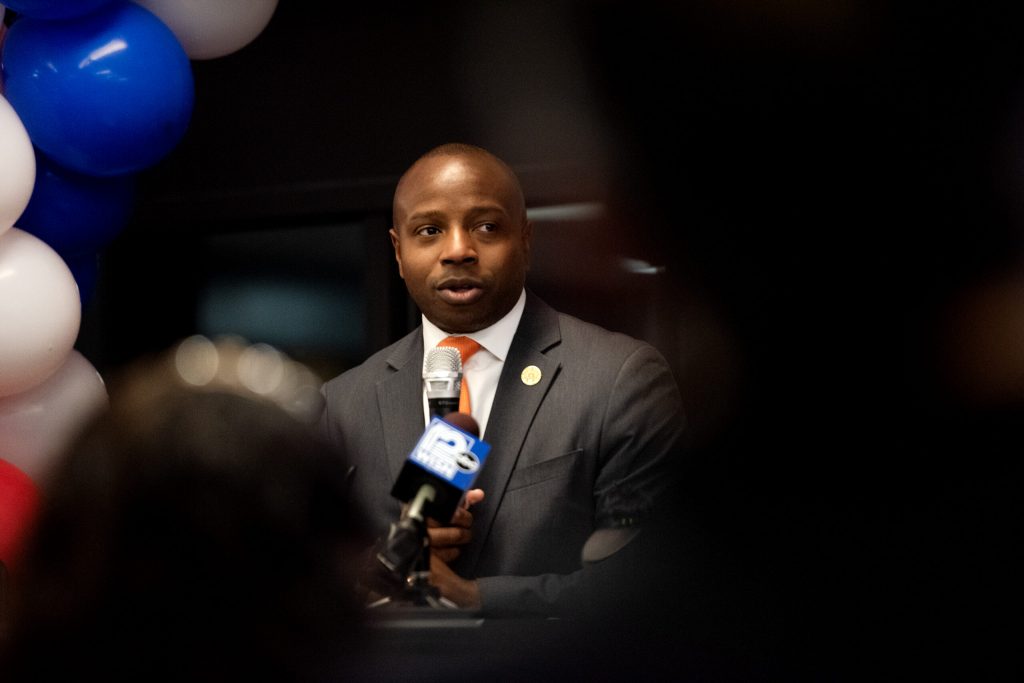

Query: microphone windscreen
[424,347,461,374]
[442,411,479,437]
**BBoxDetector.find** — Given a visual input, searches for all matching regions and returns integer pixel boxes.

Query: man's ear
[389,228,405,279]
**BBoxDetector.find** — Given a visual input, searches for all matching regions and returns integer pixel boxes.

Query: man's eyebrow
[405,210,447,223]
[405,205,511,224]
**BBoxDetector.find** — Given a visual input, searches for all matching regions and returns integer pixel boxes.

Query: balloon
[0,229,81,398]
[63,250,101,307]
[0,350,108,482]
[1,3,195,176]
[0,458,39,571]
[0,0,119,20]
[17,151,135,254]
[0,95,35,237]
[134,0,279,60]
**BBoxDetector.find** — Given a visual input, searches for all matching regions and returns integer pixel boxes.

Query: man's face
[390,153,532,333]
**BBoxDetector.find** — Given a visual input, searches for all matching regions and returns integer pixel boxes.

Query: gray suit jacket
[320,291,685,615]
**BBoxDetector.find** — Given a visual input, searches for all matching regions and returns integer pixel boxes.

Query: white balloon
[0,351,108,482]
[0,229,81,398]
[0,95,36,237]
[134,0,279,60]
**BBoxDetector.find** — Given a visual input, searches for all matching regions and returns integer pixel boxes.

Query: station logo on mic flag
[411,417,490,492]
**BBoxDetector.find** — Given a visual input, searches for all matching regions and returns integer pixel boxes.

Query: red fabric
[0,458,39,571]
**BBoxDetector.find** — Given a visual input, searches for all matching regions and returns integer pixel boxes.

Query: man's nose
[440,227,477,264]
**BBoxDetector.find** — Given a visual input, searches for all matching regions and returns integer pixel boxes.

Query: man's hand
[426,488,484,563]
[429,553,481,609]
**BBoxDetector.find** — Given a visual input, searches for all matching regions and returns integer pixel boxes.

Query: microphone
[376,413,490,586]
[423,347,461,419]
[390,412,488,525]
[437,411,479,439]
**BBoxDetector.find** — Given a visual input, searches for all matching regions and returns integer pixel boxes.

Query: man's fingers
[427,508,473,529]
[428,526,472,548]
[449,506,473,528]
[463,488,485,507]
[432,547,460,563]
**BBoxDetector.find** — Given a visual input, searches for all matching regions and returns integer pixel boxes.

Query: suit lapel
[377,329,426,483]
[460,292,562,575]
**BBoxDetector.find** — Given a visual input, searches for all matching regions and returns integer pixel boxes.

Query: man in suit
[320,143,684,615]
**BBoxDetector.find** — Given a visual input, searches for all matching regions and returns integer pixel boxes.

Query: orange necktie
[437,336,481,414]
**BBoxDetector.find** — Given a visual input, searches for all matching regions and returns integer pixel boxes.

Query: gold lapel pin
[521,365,542,386]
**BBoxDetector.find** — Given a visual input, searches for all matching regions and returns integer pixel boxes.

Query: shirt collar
[421,289,526,362]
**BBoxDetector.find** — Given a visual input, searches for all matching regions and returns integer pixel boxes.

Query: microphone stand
[369,484,457,610]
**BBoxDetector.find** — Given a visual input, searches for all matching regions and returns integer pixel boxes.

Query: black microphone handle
[428,396,460,419]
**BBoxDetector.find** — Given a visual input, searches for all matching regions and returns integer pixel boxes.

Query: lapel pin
[521,365,542,386]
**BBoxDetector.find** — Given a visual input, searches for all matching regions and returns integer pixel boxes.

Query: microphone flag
[390,416,491,523]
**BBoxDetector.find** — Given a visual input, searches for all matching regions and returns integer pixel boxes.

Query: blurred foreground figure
[1,336,366,681]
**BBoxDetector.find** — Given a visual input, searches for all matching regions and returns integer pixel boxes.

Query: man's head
[390,143,532,334]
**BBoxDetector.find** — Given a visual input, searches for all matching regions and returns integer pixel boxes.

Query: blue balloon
[0,0,119,21]
[1,3,194,176]
[17,151,135,254]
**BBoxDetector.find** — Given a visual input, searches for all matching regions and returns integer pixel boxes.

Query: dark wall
[582,2,1024,677]
[79,1,636,379]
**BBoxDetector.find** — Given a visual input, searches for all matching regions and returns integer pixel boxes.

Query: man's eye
[477,223,498,232]
[417,226,441,236]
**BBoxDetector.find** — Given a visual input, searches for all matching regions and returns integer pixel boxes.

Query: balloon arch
[0,0,279,571]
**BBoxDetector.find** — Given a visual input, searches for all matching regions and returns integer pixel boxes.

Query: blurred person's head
[2,337,366,681]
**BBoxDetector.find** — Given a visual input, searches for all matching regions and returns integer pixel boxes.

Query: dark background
[36,0,1024,677]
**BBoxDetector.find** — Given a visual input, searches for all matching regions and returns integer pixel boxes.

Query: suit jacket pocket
[506,449,582,491]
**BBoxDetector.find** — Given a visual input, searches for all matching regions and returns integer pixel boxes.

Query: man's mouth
[437,280,484,305]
